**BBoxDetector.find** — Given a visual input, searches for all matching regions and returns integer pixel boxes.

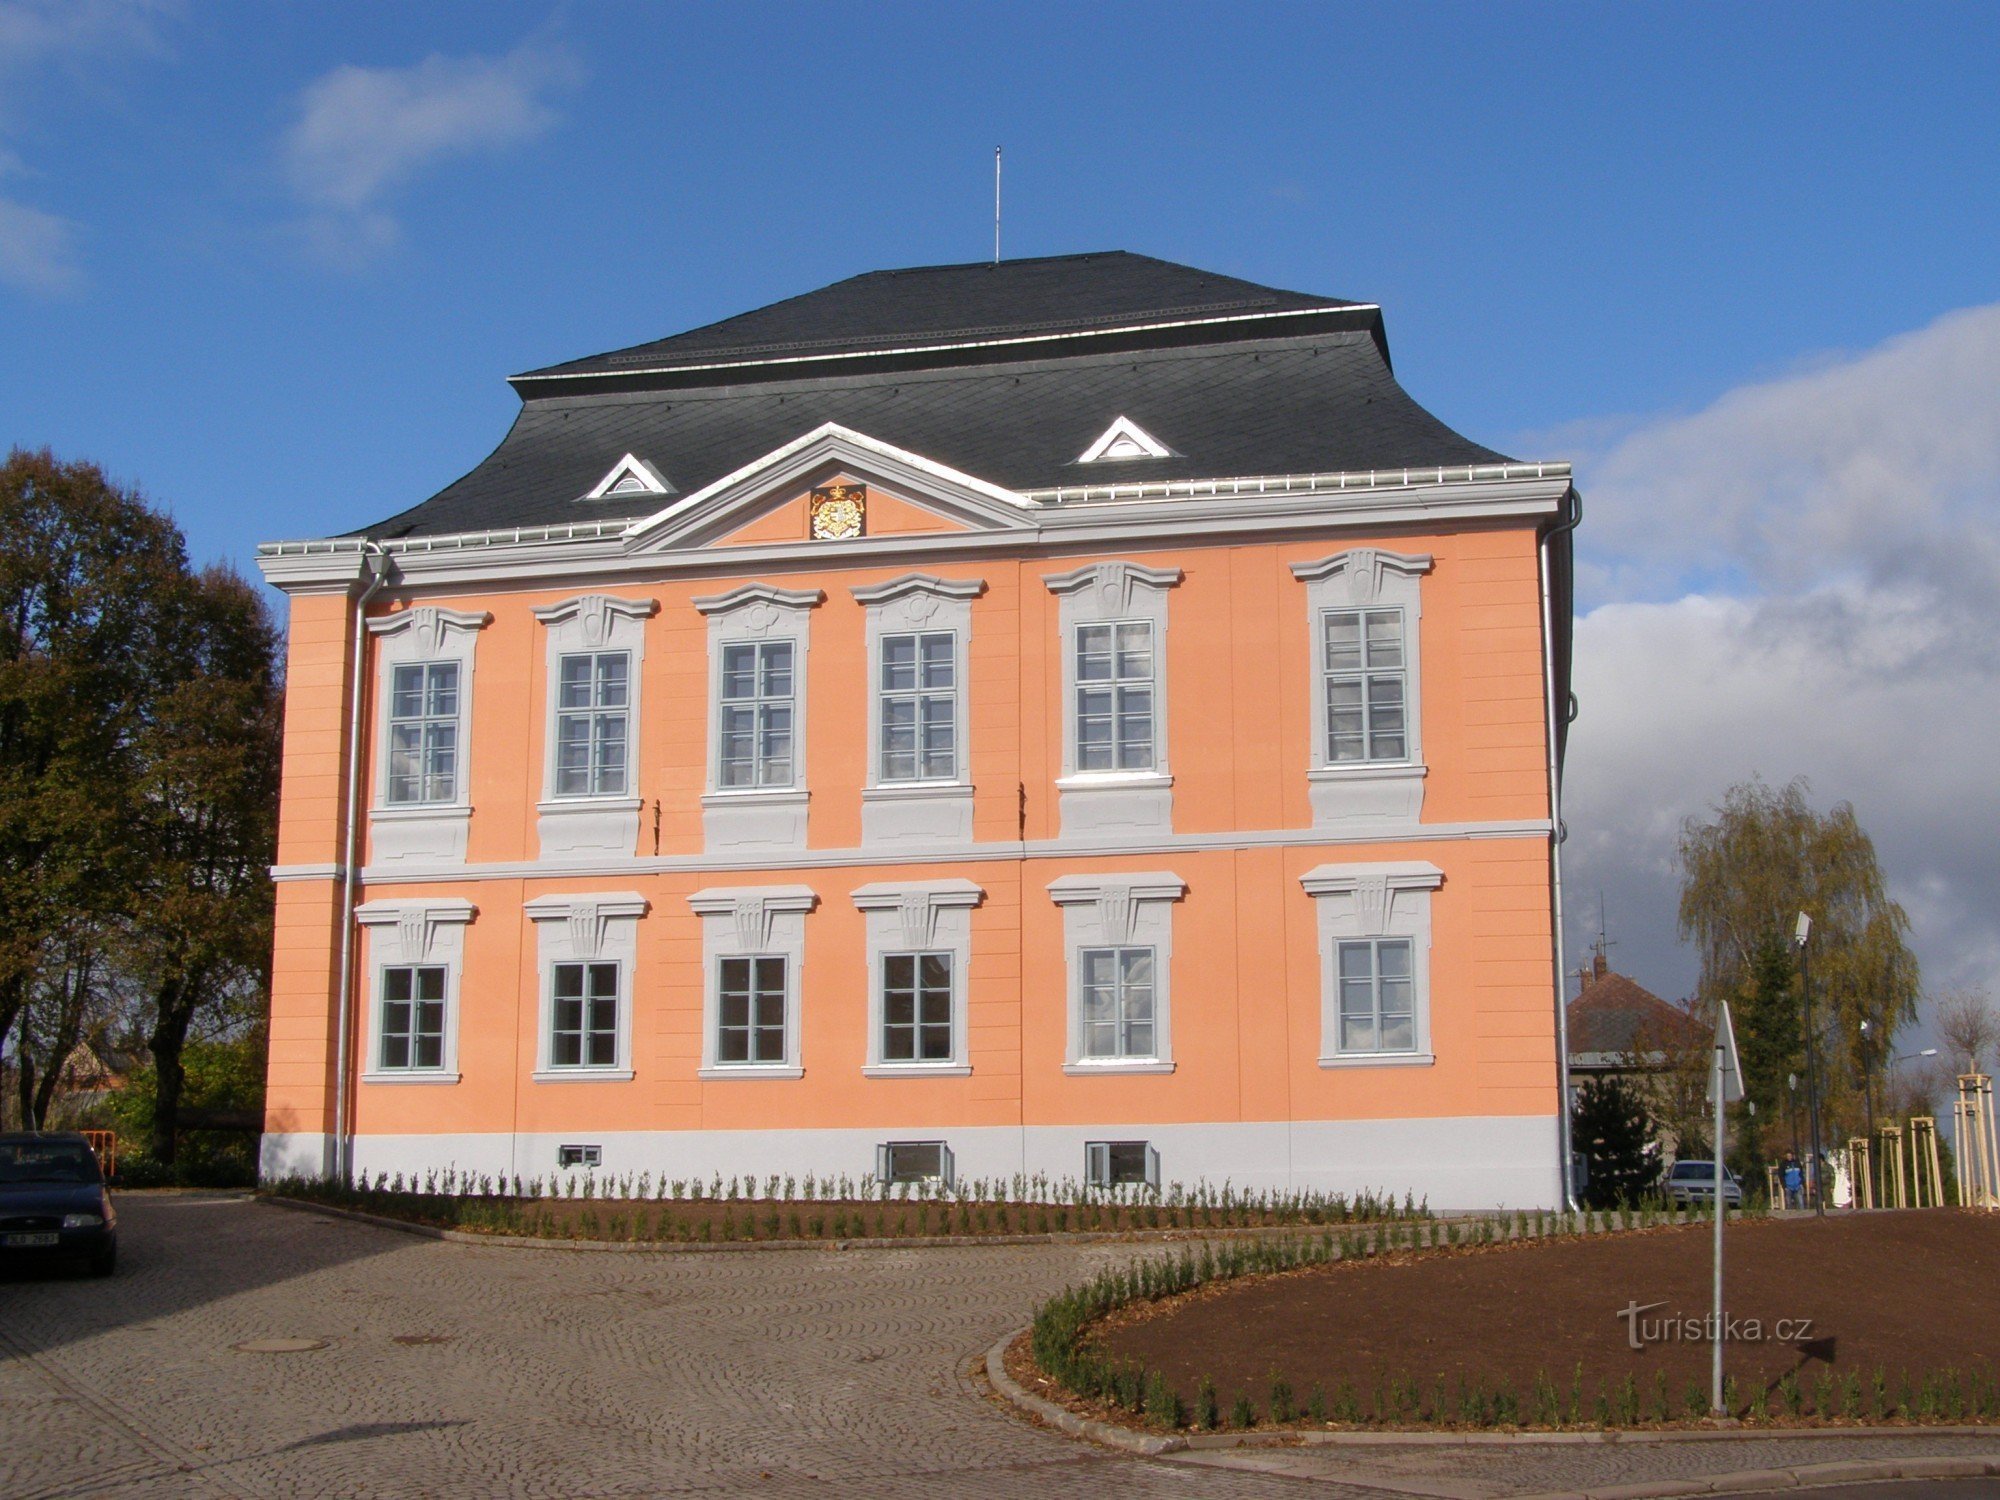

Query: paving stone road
[2,1195,1996,1499]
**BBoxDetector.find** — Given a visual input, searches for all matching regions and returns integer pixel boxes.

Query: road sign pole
[1712,1032,1726,1415]
[1710,998,1742,1419]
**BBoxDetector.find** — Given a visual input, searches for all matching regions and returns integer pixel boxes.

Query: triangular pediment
[620,423,1037,553]
[584,453,673,500]
[1076,415,1174,463]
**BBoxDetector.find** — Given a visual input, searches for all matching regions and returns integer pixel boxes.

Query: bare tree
[1934,986,1998,1075]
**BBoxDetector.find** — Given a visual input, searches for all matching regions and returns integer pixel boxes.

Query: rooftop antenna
[993,147,1002,263]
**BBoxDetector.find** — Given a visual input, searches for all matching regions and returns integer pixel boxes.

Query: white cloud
[0,0,174,74]
[1575,304,2000,606]
[1560,302,2000,1028]
[281,42,577,259]
[0,1,177,296]
[0,195,80,293]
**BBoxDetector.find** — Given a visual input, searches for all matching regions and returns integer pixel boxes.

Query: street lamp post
[1795,913,1825,1217]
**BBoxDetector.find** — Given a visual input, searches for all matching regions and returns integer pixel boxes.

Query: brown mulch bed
[276,1189,1382,1243]
[1091,1212,2000,1425]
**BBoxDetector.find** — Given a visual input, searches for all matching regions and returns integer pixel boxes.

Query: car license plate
[3,1232,59,1247]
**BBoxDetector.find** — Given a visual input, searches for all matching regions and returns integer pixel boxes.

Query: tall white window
[1044,562,1180,838]
[719,640,795,788]
[1292,550,1432,829]
[1322,609,1407,763]
[853,574,982,850]
[532,595,656,861]
[377,965,447,1071]
[554,652,630,796]
[549,961,621,1068]
[387,662,460,804]
[880,631,956,781]
[1075,622,1154,772]
[697,584,823,855]
[356,898,475,1084]
[524,893,646,1083]
[689,885,816,1078]
[367,607,489,867]
[1300,862,1441,1067]
[1048,872,1185,1075]
[1078,946,1156,1060]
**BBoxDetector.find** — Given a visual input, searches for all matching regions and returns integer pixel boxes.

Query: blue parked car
[0,1132,118,1276]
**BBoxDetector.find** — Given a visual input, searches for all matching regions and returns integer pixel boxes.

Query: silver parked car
[1662,1159,1743,1208]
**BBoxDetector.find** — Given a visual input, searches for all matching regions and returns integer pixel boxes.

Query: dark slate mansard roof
[363,251,1513,540]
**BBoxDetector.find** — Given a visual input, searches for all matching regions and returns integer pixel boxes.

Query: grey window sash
[1073,620,1155,772]
[878,630,957,782]
[1335,936,1417,1054]
[378,964,447,1069]
[386,661,460,804]
[717,640,795,788]
[1322,607,1409,763]
[715,954,787,1063]
[553,651,630,797]
[1078,945,1157,1059]
[880,950,954,1062]
[549,960,621,1068]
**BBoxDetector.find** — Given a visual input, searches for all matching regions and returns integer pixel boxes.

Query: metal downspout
[332,546,387,1185]
[1540,488,1582,1210]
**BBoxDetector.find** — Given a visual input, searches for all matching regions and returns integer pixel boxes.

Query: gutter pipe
[332,545,388,1186]
[1539,487,1582,1210]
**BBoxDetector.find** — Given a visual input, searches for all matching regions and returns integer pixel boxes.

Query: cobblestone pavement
[2,1196,1996,1500]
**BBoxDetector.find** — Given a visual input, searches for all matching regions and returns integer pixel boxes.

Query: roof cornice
[255,462,1572,593]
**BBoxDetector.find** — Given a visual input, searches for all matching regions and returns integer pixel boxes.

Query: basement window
[557,1143,602,1169]
[1086,1140,1160,1190]
[876,1140,954,1187]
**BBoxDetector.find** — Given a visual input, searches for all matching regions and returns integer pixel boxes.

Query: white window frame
[694,585,823,853]
[852,574,983,849]
[532,595,657,860]
[1043,562,1181,839]
[1047,871,1186,1074]
[1299,861,1443,1067]
[365,607,491,868]
[1291,549,1432,829]
[524,893,647,1082]
[355,899,475,1084]
[852,879,981,1076]
[688,885,817,1079]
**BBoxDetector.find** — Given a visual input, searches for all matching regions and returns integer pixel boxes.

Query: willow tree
[1677,778,1919,1143]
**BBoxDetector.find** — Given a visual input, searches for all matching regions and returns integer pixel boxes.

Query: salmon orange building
[256,253,1579,1207]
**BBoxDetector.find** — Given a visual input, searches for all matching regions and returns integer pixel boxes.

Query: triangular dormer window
[1075,415,1174,463]
[584,454,673,500]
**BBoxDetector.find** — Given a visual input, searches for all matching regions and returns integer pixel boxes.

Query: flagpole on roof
[994,147,1002,264]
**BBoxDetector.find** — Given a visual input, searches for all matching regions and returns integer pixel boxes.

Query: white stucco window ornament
[1291,548,1433,830]
[1043,561,1182,840]
[366,606,492,868]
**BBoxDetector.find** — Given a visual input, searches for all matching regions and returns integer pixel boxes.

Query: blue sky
[6,1,2000,1017]
[5,2,1994,576]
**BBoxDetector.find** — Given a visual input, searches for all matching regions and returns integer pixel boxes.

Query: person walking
[1781,1152,1804,1211]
